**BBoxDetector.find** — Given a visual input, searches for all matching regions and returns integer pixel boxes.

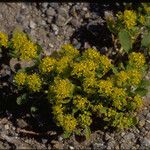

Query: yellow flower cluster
[61,44,79,59]
[61,114,77,132]
[111,87,127,100]
[83,76,97,94]
[27,73,42,92]
[0,32,8,47]
[78,112,92,127]
[99,55,112,74]
[128,70,142,86]
[83,48,101,62]
[14,72,27,87]
[72,60,98,78]
[123,10,137,29]
[128,52,145,69]
[50,77,74,100]
[11,31,37,60]
[132,94,143,109]
[56,56,71,74]
[39,57,56,74]
[73,95,89,110]
[52,104,64,116]
[98,80,113,96]
[116,71,128,87]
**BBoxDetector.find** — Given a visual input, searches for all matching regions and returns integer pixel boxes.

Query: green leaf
[84,126,91,140]
[111,66,118,74]
[118,30,132,53]
[134,88,148,96]
[141,32,150,47]
[16,93,27,105]
[31,106,38,113]
[63,131,71,139]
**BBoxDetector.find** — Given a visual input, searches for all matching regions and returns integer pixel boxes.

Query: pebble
[55,15,66,27]
[29,20,36,29]
[51,24,59,35]
[46,8,56,17]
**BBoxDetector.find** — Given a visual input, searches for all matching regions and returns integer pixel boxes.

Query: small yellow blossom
[39,57,56,74]
[83,48,101,62]
[83,76,97,94]
[56,56,71,74]
[14,72,27,87]
[78,112,92,127]
[116,71,129,87]
[128,52,145,69]
[0,32,8,47]
[99,55,112,74]
[73,95,89,110]
[139,15,145,25]
[27,73,42,92]
[51,77,74,100]
[72,60,98,78]
[52,104,64,116]
[127,70,142,86]
[133,94,143,109]
[111,87,127,100]
[123,10,137,29]
[98,80,113,96]
[11,31,37,60]
[61,44,79,59]
[62,114,77,132]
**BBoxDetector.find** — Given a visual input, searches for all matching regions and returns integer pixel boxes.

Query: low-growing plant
[0,29,149,139]
[105,3,150,56]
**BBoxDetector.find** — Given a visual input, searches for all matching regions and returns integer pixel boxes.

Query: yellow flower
[73,95,89,110]
[39,57,56,74]
[98,80,113,96]
[62,114,77,132]
[78,112,92,127]
[83,48,101,62]
[52,104,64,116]
[56,56,71,74]
[128,52,145,69]
[11,31,37,60]
[0,32,8,47]
[139,15,145,24]
[116,71,129,87]
[60,44,79,59]
[111,87,127,100]
[14,72,27,87]
[50,77,74,100]
[123,10,137,29]
[27,73,42,92]
[83,76,97,94]
[133,94,143,109]
[127,70,142,86]
[72,60,98,78]
[99,55,112,74]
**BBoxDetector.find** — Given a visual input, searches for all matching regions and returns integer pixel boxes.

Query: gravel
[0,2,150,149]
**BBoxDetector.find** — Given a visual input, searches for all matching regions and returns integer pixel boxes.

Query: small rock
[4,124,9,130]
[29,20,36,29]
[55,15,66,27]
[51,24,59,35]
[49,3,59,9]
[69,146,74,150]
[42,138,48,144]
[141,137,150,147]
[146,113,150,121]
[123,133,135,141]
[139,119,145,127]
[58,136,63,142]
[58,7,68,18]
[105,133,112,141]
[16,119,28,129]
[46,8,56,17]
[41,3,48,9]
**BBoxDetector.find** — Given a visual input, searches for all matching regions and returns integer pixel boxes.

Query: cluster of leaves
[105,3,150,55]
[1,30,149,139]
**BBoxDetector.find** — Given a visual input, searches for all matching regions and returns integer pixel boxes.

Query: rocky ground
[0,2,150,149]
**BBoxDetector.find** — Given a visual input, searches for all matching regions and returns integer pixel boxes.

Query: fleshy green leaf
[141,32,150,47]
[118,30,132,53]
[16,93,27,105]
